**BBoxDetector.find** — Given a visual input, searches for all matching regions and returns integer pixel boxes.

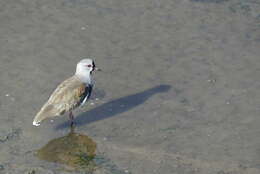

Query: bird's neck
[75,70,92,84]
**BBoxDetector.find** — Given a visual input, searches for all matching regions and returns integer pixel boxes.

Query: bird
[33,59,101,127]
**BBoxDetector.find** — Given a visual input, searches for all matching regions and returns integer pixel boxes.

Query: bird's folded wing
[48,76,88,109]
[33,76,89,124]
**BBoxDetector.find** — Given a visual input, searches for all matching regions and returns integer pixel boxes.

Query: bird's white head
[75,59,100,84]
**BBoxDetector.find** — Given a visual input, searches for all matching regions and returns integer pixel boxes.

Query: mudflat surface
[0,0,260,173]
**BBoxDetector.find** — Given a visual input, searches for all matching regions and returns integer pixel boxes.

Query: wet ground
[0,0,260,173]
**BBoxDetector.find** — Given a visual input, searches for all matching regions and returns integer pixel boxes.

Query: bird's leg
[69,111,74,127]
[70,123,75,134]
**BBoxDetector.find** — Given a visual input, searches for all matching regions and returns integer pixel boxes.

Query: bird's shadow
[55,84,171,130]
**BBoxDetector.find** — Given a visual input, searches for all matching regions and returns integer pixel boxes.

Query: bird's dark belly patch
[79,85,93,106]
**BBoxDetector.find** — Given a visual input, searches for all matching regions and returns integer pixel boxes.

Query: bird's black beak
[93,61,101,71]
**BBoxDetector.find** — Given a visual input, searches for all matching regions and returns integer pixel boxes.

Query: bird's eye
[86,64,92,67]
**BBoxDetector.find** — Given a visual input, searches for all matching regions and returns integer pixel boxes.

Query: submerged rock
[36,128,97,172]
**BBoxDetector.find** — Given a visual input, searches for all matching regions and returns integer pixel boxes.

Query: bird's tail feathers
[33,105,54,126]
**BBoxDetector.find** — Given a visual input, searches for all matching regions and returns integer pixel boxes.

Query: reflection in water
[36,127,97,172]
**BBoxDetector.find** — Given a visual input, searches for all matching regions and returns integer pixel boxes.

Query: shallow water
[0,0,260,173]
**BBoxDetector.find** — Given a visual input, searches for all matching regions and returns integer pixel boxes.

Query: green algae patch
[36,130,97,172]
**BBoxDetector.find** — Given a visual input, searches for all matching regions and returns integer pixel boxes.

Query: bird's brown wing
[33,76,90,125]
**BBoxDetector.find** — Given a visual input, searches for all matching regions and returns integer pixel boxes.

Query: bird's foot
[70,120,74,127]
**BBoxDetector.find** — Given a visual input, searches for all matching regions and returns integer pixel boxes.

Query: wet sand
[0,0,260,173]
